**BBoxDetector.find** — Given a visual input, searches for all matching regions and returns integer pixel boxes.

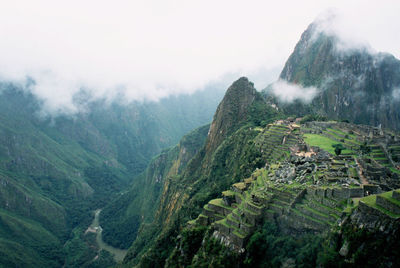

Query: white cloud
[392,88,400,101]
[271,80,318,103]
[0,0,398,115]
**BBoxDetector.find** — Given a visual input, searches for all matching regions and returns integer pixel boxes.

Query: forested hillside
[0,82,223,267]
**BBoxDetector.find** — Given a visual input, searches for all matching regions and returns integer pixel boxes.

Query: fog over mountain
[0,1,399,116]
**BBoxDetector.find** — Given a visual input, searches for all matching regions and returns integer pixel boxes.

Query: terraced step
[269,203,285,215]
[376,193,400,215]
[370,145,381,150]
[296,204,333,223]
[304,194,342,210]
[306,200,341,220]
[208,199,234,216]
[371,153,386,158]
[392,190,400,201]
[244,201,264,214]
[374,158,389,164]
[360,194,400,219]
[203,205,225,221]
[268,187,295,202]
[194,214,209,226]
[289,208,331,230]
[273,198,290,207]
[226,214,240,229]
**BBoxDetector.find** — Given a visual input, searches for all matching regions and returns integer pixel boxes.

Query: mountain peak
[205,77,260,153]
[273,21,400,129]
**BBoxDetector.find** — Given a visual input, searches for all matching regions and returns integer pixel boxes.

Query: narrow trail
[355,158,369,185]
[86,209,128,262]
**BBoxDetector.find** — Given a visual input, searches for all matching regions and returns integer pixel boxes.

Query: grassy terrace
[209,198,233,209]
[301,205,331,220]
[233,230,246,239]
[222,190,235,197]
[328,128,362,144]
[381,191,400,207]
[390,167,400,175]
[291,207,329,226]
[310,199,342,213]
[203,204,213,212]
[226,214,240,224]
[360,193,400,218]
[216,218,230,228]
[303,133,354,155]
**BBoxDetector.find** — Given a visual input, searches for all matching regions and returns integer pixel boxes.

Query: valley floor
[87,209,128,262]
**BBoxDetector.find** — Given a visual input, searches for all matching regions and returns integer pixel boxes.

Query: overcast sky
[0,0,399,115]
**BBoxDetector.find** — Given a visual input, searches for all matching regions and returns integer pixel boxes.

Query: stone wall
[393,191,400,201]
[363,185,382,195]
[376,196,400,214]
[349,187,364,198]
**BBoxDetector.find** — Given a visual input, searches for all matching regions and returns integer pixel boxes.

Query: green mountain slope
[0,82,223,267]
[100,124,210,249]
[118,77,282,267]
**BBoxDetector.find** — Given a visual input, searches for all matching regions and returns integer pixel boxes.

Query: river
[87,209,128,262]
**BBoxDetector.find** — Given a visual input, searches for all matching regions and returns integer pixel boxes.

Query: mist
[0,0,399,116]
[271,80,318,103]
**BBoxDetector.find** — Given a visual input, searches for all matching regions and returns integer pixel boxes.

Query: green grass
[290,208,329,226]
[381,191,400,207]
[303,134,354,155]
[390,167,400,174]
[232,230,246,239]
[209,198,233,210]
[203,204,213,212]
[215,218,230,228]
[360,194,400,218]
[348,167,358,177]
[222,190,235,197]
[226,214,240,225]
[301,205,330,219]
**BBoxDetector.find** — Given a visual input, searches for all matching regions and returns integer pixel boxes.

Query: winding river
[87,209,128,262]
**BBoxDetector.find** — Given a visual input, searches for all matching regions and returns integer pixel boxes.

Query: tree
[359,142,371,155]
[332,144,346,156]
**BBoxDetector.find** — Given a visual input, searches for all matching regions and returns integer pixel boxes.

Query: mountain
[263,22,400,129]
[0,82,223,267]
[114,77,282,267]
[109,23,400,268]
[2,18,400,267]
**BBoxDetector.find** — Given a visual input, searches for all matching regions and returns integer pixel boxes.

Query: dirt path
[355,158,369,185]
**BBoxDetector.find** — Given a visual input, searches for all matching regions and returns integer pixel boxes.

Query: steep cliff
[100,124,210,249]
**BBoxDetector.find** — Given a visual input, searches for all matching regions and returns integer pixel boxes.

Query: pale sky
[0,0,399,115]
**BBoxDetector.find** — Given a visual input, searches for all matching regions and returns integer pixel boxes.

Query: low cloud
[313,4,400,55]
[271,80,318,103]
[0,1,398,117]
[392,88,400,101]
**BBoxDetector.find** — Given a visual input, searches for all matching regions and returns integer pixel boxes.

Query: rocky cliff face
[265,22,400,129]
[205,77,261,153]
